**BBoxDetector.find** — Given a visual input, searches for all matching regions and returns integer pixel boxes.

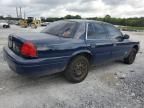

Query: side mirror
[123,34,130,39]
[116,36,124,41]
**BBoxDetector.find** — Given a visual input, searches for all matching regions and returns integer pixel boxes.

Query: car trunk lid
[8,32,61,58]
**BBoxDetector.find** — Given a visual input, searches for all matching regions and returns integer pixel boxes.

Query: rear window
[41,21,78,38]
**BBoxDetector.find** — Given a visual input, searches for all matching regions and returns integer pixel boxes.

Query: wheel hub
[74,62,86,77]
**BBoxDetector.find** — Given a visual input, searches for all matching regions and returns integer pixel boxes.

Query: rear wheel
[64,56,89,83]
[124,48,137,64]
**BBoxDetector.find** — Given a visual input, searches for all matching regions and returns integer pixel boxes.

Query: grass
[118,26,144,31]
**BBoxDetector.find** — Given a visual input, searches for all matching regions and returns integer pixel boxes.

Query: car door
[86,22,113,64]
[103,24,130,60]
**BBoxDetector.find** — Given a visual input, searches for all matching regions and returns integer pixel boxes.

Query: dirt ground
[0,25,143,108]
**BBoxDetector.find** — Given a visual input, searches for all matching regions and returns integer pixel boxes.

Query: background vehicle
[41,22,50,26]
[0,20,10,28]
[19,17,41,28]
[3,20,139,83]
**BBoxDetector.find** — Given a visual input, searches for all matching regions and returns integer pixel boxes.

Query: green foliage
[41,15,81,22]
[0,16,4,19]
[88,15,144,27]
[118,26,144,31]
[64,15,81,19]
[45,17,64,22]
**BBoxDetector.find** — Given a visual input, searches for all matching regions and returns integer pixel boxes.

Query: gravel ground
[0,26,143,108]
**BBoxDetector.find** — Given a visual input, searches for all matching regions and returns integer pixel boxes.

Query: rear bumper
[3,47,69,76]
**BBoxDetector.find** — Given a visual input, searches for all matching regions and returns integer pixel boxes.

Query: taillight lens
[20,42,37,58]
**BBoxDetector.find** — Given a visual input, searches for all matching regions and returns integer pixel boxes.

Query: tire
[3,25,6,28]
[64,56,89,83]
[31,24,37,29]
[124,48,137,64]
[7,25,10,28]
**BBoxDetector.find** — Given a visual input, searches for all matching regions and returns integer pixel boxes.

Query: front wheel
[3,25,6,28]
[124,48,137,64]
[64,56,89,83]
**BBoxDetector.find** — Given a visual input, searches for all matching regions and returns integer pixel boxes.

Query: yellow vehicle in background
[19,20,27,28]
[19,17,41,28]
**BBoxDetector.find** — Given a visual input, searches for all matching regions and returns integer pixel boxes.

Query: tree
[75,15,81,19]
[64,15,73,19]
[0,16,4,19]
[104,15,111,23]
[64,15,82,19]
[105,15,111,19]
[40,17,46,22]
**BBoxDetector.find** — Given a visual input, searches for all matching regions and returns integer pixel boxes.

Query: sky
[0,0,144,18]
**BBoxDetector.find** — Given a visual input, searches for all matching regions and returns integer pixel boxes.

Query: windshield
[41,21,77,38]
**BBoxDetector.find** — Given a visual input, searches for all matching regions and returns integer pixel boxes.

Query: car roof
[64,19,109,25]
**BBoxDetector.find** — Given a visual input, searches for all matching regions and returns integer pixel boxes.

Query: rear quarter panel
[36,38,89,60]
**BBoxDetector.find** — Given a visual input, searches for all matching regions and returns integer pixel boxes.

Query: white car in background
[41,22,50,26]
[0,21,10,28]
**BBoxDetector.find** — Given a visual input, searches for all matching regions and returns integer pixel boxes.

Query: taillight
[20,42,37,58]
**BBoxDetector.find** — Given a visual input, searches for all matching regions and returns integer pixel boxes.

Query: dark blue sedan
[3,20,139,83]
